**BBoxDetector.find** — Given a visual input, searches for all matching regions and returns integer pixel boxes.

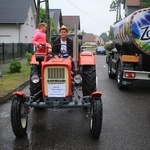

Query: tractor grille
[47,68,65,83]
[44,66,69,96]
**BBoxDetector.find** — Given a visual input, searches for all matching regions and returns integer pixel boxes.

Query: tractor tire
[11,95,28,137]
[108,57,116,79]
[117,61,129,90]
[90,98,103,139]
[30,65,42,99]
[82,65,96,96]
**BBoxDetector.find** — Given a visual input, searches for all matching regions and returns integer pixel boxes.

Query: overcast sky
[50,0,124,36]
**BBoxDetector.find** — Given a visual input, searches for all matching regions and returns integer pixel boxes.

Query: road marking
[0,111,10,118]
[103,65,107,68]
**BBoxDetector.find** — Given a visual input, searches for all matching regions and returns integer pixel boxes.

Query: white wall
[0,25,19,43]
[20,5,36,43]
[0,3,36,43]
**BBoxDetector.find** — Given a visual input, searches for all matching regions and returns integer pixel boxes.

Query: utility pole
[36,0,50,42]
[118,0,121,20]
[116,0,121,22]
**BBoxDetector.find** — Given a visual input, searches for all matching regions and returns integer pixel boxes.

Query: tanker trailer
[108,7,150,90]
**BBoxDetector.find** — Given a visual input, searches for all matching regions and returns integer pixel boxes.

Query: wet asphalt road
[1,55,150,150]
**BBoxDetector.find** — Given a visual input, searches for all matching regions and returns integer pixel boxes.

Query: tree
[141,0,150,8]
[100,33,110,43]
[104,42,114,51]
[108,26,114,41]
[50,17,58,35]
[40,8,46,23]
[97,40,100,46]
[110,0,124,11]
[110,0,124,21]
[39,8,58,37]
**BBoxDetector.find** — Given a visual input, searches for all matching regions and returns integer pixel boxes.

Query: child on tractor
[32,22,52,54]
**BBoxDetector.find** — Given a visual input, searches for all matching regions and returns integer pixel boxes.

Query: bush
[25,52,32,63]
[104,43,114,51]
[9,61,22,73]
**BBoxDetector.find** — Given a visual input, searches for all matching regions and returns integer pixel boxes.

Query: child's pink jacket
[32,30,48,47]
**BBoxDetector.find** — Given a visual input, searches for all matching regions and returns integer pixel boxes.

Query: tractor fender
[90,91,102,99]
[12,91,25,97]
[79,51,95,65]
[30,54,39,65]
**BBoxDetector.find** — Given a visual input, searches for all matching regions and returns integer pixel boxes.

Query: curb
[0,80,29,104]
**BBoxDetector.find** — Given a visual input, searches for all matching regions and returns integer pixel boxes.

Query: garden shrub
[9,60,22,73]
[25,52,32,63]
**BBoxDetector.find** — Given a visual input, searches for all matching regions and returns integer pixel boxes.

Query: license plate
[122,55,139,63]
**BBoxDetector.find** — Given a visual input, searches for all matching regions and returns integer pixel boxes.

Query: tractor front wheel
[90,98,103,139]
[11,95,28,137]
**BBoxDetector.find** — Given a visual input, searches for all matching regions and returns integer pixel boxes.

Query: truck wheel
[90,98,103,139]
[108,57,116,79]
[117,61,129,90]
[30,65,42,100]
[11,95,28,137]
[82,65,96,96]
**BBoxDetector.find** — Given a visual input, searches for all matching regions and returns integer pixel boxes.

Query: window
[31,17,33,26]
[26,16,29,25]
[0,35,11,43]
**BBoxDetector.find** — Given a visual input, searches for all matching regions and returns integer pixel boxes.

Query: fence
[0,43,34,63]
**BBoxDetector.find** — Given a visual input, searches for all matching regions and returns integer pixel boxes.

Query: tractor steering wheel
[52,43,72,58]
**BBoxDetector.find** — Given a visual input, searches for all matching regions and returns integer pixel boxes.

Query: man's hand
[48,49,52,53]
[68,56,72,59]
[54,55,59,58]
[38,44,42,48]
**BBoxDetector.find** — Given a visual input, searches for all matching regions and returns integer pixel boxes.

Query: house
[62,16,80,32]
[124,0,140,16]
[49,9,63,33]
[82,33,96,46]
[0,0,36,43]
[95,35,105,46]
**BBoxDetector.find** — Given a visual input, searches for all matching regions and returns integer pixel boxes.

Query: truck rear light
[124,72,136,78]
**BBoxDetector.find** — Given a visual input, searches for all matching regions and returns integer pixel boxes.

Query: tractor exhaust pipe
[73,25,78,73]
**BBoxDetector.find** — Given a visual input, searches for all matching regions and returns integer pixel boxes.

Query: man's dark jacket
[52,37,73,57]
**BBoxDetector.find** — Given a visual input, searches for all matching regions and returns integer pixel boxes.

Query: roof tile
[0,0,33,24]
[62,16,80,30]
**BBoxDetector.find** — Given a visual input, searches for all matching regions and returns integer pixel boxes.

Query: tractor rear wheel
[82,65,96,97]
[11,95,28,137]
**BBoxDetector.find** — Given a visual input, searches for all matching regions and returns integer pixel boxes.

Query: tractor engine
[41,58,72,101]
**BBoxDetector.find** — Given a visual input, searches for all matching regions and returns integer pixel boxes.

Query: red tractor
[10,33,103,139]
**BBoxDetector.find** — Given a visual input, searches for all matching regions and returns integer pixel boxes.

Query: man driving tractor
[52,25,73,59]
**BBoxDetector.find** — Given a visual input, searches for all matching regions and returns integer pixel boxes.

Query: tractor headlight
[31,75,40,83]
[74,74,82,84]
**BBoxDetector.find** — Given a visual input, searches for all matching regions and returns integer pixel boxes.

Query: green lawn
[0,63,30,97]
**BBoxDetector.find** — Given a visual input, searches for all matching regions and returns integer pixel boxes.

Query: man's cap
[59,25,68,32]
